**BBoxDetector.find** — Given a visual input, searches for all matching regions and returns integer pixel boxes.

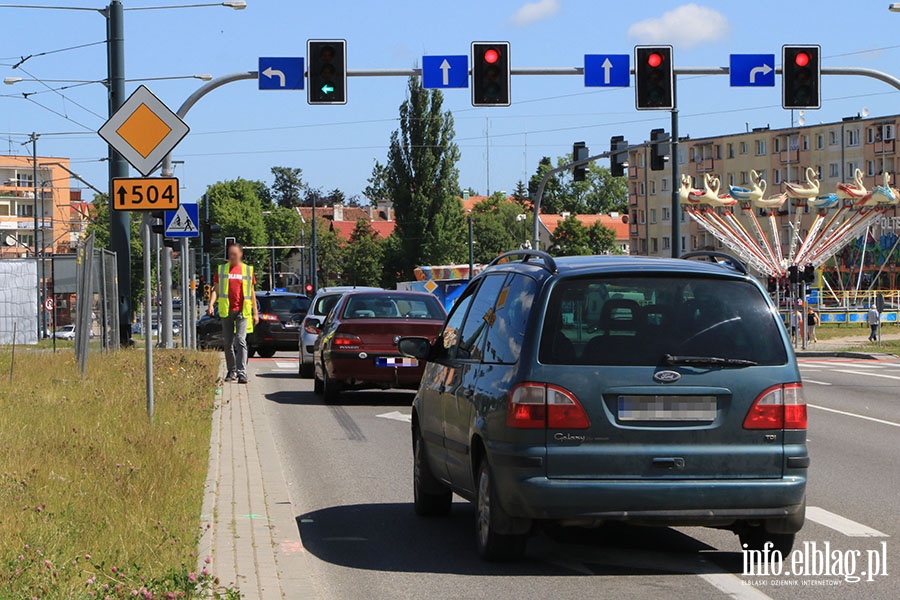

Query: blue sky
[3,0,900,202]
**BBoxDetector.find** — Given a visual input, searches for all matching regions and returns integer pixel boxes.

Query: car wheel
[313,369,324,395]
[475,459,528,561]
[413,427,452,517]
[256,347,276,359]
[323,371,341,403]
[739,528,796,556]
[299,362,314,379]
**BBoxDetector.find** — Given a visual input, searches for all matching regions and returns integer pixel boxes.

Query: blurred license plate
[617,395,717,422]
[376,357,418,367]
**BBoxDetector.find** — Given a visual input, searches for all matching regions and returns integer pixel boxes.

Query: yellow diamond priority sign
[98,85,189,177]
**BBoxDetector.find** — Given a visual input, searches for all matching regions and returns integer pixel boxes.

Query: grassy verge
[0,349,230,599]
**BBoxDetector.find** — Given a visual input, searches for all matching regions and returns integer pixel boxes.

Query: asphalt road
[249,355,899,600]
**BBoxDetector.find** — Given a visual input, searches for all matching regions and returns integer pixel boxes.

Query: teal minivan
[400,251,807,561]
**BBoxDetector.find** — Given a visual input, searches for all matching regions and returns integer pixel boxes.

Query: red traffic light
[794,52,810,67]
[647,52,663,68]
[483,48,500,64]
[305,284,314,293]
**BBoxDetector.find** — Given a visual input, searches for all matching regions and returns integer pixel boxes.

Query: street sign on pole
[258,57,304,90]
[98,85,189,177]
[730,54,776,87]
[422,55,468,89]
[164,203,199,238]
[112,177,179,211]
[584,54,629,87]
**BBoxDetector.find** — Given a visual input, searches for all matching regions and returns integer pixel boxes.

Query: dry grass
[0,349,222,599]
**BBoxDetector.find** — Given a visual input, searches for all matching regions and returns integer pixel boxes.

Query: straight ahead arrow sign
[440,59,452,86]
[601,57,613,84]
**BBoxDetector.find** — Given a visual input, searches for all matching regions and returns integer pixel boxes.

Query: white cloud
[627,4,729,48]
[510,0,561,27]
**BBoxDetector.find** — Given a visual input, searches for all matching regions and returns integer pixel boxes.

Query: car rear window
[343,294,445,320]
[262,295,310,314]
[540,276,787,366]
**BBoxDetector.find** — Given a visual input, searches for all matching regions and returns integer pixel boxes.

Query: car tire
[475,459,528,561]
[313,370,324,395]
[299,362,314,379]
[256,347,276,359]
[323,372,341,403]
[739,528,796,556]
[413,428,452,517]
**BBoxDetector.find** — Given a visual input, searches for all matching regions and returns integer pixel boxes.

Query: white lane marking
[801,361,885,369]
[806,506,889,538]
[808,403,900,429]
[276,361,297,369]
[376,411,412,423]
[698,573,773,600]
[835,368,900,381]
[802,378,832,386]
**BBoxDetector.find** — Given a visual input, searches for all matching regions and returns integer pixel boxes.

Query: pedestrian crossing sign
[164,203,199,238]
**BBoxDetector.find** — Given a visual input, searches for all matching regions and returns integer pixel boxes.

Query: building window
[662,236,671,250]
[829,163,839,178]
[802,135,809,150]
[661,207,671,221]
[638,210,646,224]
[727,143,734,158]
[816,165,823,180]
[650,180,656,196]
[650,208,657,224]
[758,170,767,182]
[829,130,838,145]
[640,239,647,253]
[637,153,646,168]
[18,234,34,247]
[678,149,686,165]
[867,127,876,144]
[755,140,766,155]
[681,236,687,251]
[639,182,646,196]
[739,141,748,155]
[885,124,895,140]
[740,171,748,185]
[17,203,33,217]
[774,170,782,184]
[651,238,658,253]
[16,174,33,187]
[727,173,735,186]
[816,133,824,149]
[867,160,876,177]
[847,162,858,176]
[847,129,860,146]
[714,145,722,160]
[773,137,782,153]
[661,177,670,191]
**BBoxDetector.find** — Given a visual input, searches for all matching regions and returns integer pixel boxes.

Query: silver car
[299,286,380,378]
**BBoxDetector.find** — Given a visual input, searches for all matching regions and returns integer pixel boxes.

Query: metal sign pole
[181,238,189,348]
[670,75,680,258]
[141,214,154,422]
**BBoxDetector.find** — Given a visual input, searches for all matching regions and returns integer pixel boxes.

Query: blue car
[401,250,807,561]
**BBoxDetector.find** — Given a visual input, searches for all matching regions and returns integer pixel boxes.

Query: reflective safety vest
[217,263,255,333]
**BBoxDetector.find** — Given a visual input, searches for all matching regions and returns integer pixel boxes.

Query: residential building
[0,155,75,258]
[539,212,630,254]
[628,114,900,263]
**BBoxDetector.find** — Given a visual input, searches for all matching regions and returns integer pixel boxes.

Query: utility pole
[105,0,132,345]
[310,194,318,291]
[670,76,680,259]
[30,133,40,339]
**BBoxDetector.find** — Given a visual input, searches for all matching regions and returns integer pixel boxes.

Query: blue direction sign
[258,57,304,90]
[165,203,199,238]
[730,54,775,87]
[422,55,468,89]
[584,54,630,87]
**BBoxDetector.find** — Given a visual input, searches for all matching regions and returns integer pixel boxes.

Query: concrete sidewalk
[198,365,315,599]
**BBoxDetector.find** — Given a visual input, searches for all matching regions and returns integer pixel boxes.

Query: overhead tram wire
[14,65,105,120]
[4,40,105,69]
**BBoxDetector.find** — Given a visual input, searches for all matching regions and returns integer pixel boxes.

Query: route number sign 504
[112,177,179,211]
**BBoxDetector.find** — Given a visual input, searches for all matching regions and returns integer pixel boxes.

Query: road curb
[795,350,880,359]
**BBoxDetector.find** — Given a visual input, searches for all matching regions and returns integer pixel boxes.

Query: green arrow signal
[321,84,334,95]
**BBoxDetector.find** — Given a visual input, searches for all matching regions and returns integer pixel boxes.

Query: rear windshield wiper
[663,354,758,367]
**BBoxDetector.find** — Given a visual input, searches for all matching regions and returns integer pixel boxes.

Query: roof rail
[680,251,749,276]
[487,250,558,274]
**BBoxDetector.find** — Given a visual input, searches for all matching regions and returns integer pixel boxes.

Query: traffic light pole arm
[531,144,646,249]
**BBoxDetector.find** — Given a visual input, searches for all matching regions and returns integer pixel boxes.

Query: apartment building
[0,155,75,258]
[628,114,900,260]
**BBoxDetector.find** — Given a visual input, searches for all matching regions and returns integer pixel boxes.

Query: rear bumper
[250,327,299,350]
[328,353,425,388]
[490,453,806,526]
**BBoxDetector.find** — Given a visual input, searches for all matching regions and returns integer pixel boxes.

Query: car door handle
[651,457,685,470]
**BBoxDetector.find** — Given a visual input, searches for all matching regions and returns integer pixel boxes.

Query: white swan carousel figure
[680,174,704,204]
[868,171,898,206]
[729,170,766,203]
[700,174,737,207]
[785,167,820,199]
[837,168,868,200]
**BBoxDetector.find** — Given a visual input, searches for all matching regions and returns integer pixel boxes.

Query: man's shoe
[224,372,236,382]
[238,376,249,384]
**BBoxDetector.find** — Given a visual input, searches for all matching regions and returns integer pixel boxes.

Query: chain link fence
[0,259,38,346]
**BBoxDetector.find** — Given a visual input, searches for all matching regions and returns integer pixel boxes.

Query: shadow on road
[296,502,741,577]
[266,389,414,408]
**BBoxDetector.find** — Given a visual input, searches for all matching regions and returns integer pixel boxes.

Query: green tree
[587,221,619,255]
[528,157,566,214]
[201,178,267,266]
[270,166,305,208]
[314,221,345,287]
[385,76,466,276]
[85,193,146,312]
[528,156,628,215]
[345,218,385,286]
[550,215,619,256]
[263,205,302,267]
[469,192,533,262]
[363,160,391,204]
[512,180,530,207]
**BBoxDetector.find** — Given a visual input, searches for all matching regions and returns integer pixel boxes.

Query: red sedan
[313,290,447,402]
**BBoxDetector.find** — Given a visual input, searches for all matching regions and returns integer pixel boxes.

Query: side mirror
[398,337,432,361]
[304,317,322,334]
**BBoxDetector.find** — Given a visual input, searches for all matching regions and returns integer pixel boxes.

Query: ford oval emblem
[654,370,681,384]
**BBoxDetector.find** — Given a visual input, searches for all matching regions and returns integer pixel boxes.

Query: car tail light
[507,383,590,430]
[333,333,362,349]
[258,313,279,322]
[744,383,807,430]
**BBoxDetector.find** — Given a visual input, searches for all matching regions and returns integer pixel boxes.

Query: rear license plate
[617,395,717,422]
[376,357,418,367]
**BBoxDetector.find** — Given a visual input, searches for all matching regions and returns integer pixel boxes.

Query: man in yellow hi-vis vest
[208,243,259,383]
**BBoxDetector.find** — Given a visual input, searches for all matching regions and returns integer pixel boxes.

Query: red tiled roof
[460,195,517,212]
[296,205,388,223]
[539,213,630,241]
[331,220,395,240]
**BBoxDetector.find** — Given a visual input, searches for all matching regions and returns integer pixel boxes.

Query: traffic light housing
[308,39,347,105]
[224,236,236,260]
[635,46,674,110]
[803,264,816,283]
[610,135,627,177]
[572,141,589,182]
[202,222,222,254]
[650,128,669,171]
[472,42,510,107]
[788,265,799,284]
[783,45,820,110]
[767,277,777,293]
